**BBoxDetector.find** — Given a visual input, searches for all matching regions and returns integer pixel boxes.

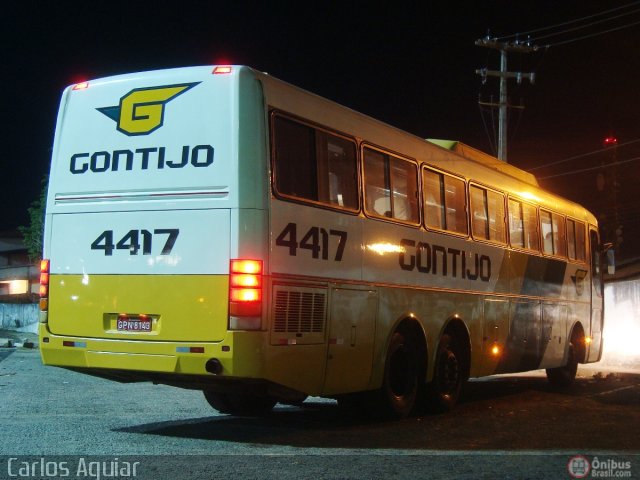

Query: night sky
[3,1,640,259]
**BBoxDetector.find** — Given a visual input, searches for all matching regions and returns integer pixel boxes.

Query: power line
[531,7,640,42]
[544,18,640,47]
[478,101,497,156]
[537,155,640,179]
[493,2,640,49]
[527,138,640,172]
[496,1,640,40]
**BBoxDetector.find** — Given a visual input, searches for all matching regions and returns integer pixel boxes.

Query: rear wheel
[427,333,463,412]
[203,390,277,416]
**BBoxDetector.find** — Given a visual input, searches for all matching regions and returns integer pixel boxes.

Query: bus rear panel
[40,66,275,391]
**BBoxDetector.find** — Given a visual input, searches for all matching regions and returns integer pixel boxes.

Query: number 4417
[91,229,179,256]
[275,223,347,261]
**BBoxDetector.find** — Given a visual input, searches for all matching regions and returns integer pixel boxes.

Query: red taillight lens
[40,259,50,311]
[229,259,262,322]
[230,273,261,288]
[230,288,262,303]
[39,259,50,286]
[230,259,261,274]
[72,81,89,90]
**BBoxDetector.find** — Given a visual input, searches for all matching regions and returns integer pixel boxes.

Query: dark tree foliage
[18,176,48,262]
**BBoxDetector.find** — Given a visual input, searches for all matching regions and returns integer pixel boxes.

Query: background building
[0,230,39,331]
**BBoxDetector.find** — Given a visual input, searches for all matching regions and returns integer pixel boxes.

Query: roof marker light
[212,66,232,75]
[73,82,89,90]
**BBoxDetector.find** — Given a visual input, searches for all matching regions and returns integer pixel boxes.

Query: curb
[0,338,39,349]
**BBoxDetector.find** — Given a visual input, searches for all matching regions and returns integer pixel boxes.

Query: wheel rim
[438,348,460,395]
[389,345,413,397]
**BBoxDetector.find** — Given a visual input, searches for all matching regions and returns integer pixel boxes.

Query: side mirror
[606,249,615,275]
[601,243,615,275]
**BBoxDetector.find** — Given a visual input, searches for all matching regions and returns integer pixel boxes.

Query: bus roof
[426,139,539,187]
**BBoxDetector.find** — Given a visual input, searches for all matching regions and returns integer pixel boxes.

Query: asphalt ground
[1,342,639,479]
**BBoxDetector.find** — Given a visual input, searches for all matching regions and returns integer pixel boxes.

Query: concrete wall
[601,278,640,366]
[0,303,39,332]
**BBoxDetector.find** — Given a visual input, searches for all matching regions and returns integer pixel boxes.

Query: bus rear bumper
[38,324,309,402]
[38,323,264,379]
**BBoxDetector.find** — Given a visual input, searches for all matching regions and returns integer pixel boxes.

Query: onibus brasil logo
[97,82,200,136]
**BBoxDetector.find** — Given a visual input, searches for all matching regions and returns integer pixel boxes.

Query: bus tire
[428,333,463,413]
[370,331,418,419]
[546,341,578,388]
[203,390,277,416]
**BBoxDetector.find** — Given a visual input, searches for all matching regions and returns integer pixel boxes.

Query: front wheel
[368,331,418,419]
[546,341,578,388]
[203,390,277,416]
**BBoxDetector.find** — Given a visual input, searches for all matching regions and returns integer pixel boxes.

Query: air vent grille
[273,289,326,334]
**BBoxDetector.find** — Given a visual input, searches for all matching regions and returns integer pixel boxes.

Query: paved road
[0,348,638,479]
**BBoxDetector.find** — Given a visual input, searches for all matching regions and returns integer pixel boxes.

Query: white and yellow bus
[40,65,608,418]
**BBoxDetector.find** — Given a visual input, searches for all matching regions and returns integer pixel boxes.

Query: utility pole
[475,36,538,162]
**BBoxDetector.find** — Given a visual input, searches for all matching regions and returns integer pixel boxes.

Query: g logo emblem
[97,82,200,136]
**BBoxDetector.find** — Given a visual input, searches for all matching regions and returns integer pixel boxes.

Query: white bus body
[40,66,604,417]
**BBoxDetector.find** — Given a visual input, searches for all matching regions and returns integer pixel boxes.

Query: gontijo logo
[97,82,200,136]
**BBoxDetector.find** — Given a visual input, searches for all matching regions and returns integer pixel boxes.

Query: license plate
[117,317,152,332]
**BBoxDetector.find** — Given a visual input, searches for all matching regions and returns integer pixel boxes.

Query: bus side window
[508,199,524,248]
[364,149,391,217]
[363,147,419,224]
[273,116,317,200]
[522,202,539,251]
[444,175,468,235]
[470,184,505,243]
[392,160,418,221]
[540,210,554,254]
[553,214,567,257]
[272,115,358,211]
[575,221,586,261]
[423,168,467,235]
[567,218,587,262]
[540,209,567,257]
[470,185,489,240]
[510,199,539,251]
[567,219,577,260]
[320,133,358,209]
[487,190,506,242]
[423,169,445,229]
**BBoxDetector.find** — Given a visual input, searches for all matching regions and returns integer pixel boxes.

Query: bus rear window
[272,115,358,211]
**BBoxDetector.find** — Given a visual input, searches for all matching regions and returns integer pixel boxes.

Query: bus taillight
[39,259,50,312]
[229,259,262,328]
